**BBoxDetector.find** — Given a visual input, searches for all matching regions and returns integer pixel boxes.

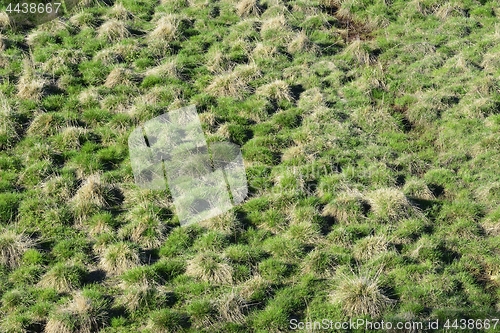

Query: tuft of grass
[199,210,242,235]
[38,262,86,293]
[148,14,180,42]
[146,308,189,333]
[288,30,317,54]
[16,58,46,101]
[300,248,336,277]
[145,59,179,78]
[217,291,247,324]
[109,2,133,20]
[0,229,34,269]
[69,11,97,28]
[97,19,130,42]
[205,63,261,100]
[70,174,115,223]
[186,251,233,285]
[27,113,63,137]
[46,289,109,333]
[330,270,394,318]
[322,189,368,224]
[116,275,168,313]
[236,0,262,17]
[0,12,10,30]
[403,178,435,200]
[251,42,278,63]
[104,67,135,88]
[256,80,293,103]
[0,93,19,149]
[353,235,390,262]
[119,203,167,249]
[99,242,141,275]
[342,39,374,66]
[260,14,289,42]
[366,188,419,222]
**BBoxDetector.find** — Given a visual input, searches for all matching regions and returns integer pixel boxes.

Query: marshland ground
[0,0,500,332]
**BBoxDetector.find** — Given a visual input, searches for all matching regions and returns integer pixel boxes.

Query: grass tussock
[343,39,374,66]
[330,270,394,318]
[0,93,19,148]
[97,19,130,42]
[236,0,262,17]
[260,15,289,41]
[288,30,318,54]
[366,188,419,222]
[119,203,167,249]
[199,210,242,235]
[109,2,133,20]
[149,14,180,42]
[16,58,47,101]
[38,262,86,292]
[99,242,141,275]
[353,235,390,262]
[70,174,114,222]
[217,291,247,324]
[186,252,233,285]
[0,12,10,30]
[116,277,162,313]
[45,290,109,333]
[145,59,179,78]
[205,64,261,100]
[322,190,368,224]
[104,67,135,88]
[256,80,293,102]
[0,229,34,269]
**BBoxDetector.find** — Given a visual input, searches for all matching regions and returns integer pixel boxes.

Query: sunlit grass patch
[330,269,395,318]
[186,251,233,285]
[97,19,130,42]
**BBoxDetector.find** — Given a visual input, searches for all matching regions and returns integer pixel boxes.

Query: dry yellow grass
[97,19,130,42]
[236,0,262,17]
[99,242,141,275]
[104,67,134,88]
[353,235,390,261]
[330,271,394,317]
[0,12,10,30]
[0,93,18,147]
[343,39,374,65]
[217,291,247,324]
[145,59,178,77]
[186,252,233,284]
[0,229,34,269]
[288,30,318,54]
[16,59,46,101]
[205,63,261,100]
[149,14,179,42]
[256,80,293,102]
[109,2,133,20]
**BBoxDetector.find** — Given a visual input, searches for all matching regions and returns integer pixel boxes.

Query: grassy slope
[0,0,500,332]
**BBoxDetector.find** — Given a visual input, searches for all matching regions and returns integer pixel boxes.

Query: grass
[99,242,141,275]
[0,0,499,331]
[330,269,394,318]
[185,251,233,285]
[0,229,34,269]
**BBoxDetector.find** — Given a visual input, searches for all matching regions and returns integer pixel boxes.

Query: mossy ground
[0,0,500,332]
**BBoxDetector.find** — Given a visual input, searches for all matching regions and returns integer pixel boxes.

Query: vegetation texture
[0,0,500,332]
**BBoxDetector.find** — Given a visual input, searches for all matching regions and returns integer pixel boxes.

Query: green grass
[0,0,499,331]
